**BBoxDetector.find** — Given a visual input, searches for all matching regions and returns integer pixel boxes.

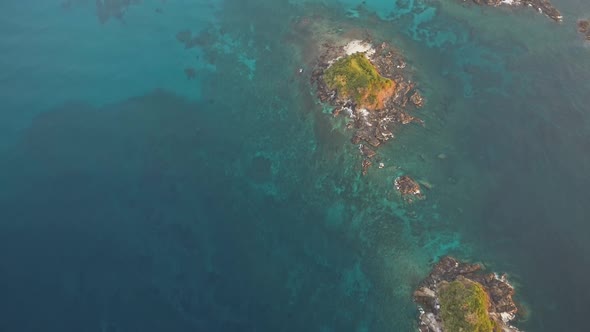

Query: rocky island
[464,0,562,22]
[414,257,522,332]
[311,40,424,176]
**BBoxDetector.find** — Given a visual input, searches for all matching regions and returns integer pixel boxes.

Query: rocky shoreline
[310,39,424,177]
[414,257,522,332]
[464,0,562,22]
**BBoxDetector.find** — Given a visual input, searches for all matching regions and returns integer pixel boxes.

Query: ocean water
[1,0,590,331]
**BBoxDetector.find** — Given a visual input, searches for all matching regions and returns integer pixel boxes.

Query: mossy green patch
[323,53,395,110]
[439,279,494,332]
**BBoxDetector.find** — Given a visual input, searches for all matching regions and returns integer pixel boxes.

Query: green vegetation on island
[439,278,494,332]
[323,53,396,110]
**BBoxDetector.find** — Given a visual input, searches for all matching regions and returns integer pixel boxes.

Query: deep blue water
[1,0,590,331]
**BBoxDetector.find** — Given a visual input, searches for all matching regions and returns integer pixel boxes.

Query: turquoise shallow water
[1,0,590,331]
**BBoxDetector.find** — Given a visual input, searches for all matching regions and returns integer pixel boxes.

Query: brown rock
[392,111,421,125]
[359,144,377,158]
[394,175,423,199]
[361,159,372,176]
[410,91,425,107]
[184,67,197,80]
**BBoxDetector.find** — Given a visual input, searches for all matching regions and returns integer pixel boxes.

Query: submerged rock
[95,0,142,23]
[414,257,522,332]
[184,67,197,80]
[417,179,434,190]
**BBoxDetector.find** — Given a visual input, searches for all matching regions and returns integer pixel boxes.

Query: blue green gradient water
[1,0,589,330]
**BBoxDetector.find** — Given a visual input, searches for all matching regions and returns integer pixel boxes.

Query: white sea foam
[343,106,354,118]
[344,40,375,58]
[327,40,376,66]
[494,272,514,289]
[358,108,370,119]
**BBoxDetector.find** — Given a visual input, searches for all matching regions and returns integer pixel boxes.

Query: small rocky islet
[311,39,424,149]
[415,257,522,332]
[310,39,425,198]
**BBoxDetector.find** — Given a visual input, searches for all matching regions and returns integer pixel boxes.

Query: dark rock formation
[414,256,522,332]
[465,0,562,22]
[62,0,144,22]
[578,20,590,41]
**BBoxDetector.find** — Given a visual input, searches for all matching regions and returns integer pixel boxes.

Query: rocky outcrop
[578,20,590,41]
[414,257,522,332]
[311,40,424,174]
[394,176,423,202]
[522,0,562,22]
[465,0,563,22]
[410,91,425,108]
